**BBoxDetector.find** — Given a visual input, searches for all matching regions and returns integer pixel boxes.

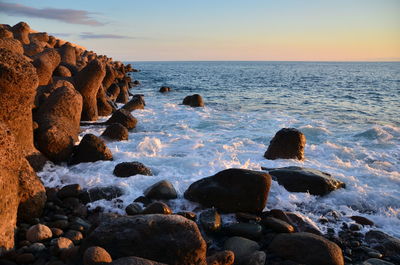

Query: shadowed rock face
[102,64,117,90]
[75,59,106,121]
[58,43,76,66]
[105,109,137,130]
[80,214,207,265]
[265,166,345,196]
[97,84,115,116]
[11,22,30,45]
[35,86,83,163]
[121,94,145,111]
[29,32,49,43]
[0,27,13,38]
[32,48,61,86]
[184,168,272,213]
[268,232,344,265]
[264,128,306,160]
[107,83,120,101]
[69,134,113,165]
[0,48,38,155]
[0,122,46,254]
[116,80,130,103]
[101,123,128,141]
[183,94,204,107]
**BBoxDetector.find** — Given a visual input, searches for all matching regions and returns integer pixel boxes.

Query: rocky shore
[0,22,399,265]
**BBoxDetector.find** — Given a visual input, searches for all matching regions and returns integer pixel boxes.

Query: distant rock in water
[101,123,128,141]
[264,128,306,160]
[144,180,178,200]
[69,134,113,165]
[105,109,137,130]
[184,168,271,213]
[183,94,204,107]
[121,94,145,111]
[113,161,152,177]
[263,166,345,196]
[159,86,171,93]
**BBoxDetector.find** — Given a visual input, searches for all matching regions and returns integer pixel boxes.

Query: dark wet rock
[264,166,345,196]
[261,217,294,233]
[223,236,260,265]
[64,230,83,244]
[184,168,271,213]
[235,212,261,223]
[102,123,129,141]
[53,65,72,77]
[113,162,152,177]
[75,59,106,121]
[125,203,143,216]
[69,134,113,165]
[0,48,38,153]
[134,196,152,206]
[268,232,344,265]
[107,83,120,102]
[35,86,82,163]
[105,109,137,130]
[83,246,112,265]
[15,253,35,264]
[159,86,171,93]
[144,180,177,200]
[206,251,234,265]
[26,224,52,243]
[284,211,321,235]
[116,81,130,104]
[264,128,306,160]
[80,186,124,203]
[365,230,400,257]
[245,251,266,265]
[351,216,374,226]
[183,94,204,107]
[57,184,82,199]
[0,37,24,54]
[103,64,117,90]
[122,94,145,111]
[177,212,197,222]
[142,202,172,215]
[51,237,74,254]
[80,214,207,264]
[362,258,395,265]
[199,208,221,233]
[223,223,263,240]
[97,84,116,116]
[26,151,48,172]
[111,256,166,265]
[11,22,30,45]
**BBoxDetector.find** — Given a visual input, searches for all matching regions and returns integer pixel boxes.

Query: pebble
[51,228,63,237]
[142,201,172,215]
[199,208,221,233]
[26,224,53,242]
[51,220,69,230]
[28,242,46,252]
[64,230,83,244]
[368,251,383,258]
[83,246,112,265]
[51,237,74,254]
[223,223,263,240]
[125,203,142,215]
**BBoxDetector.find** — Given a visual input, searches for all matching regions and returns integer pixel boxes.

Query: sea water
[38,61,400,237]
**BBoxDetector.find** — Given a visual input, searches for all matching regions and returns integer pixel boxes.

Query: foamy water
[38,62,400,237]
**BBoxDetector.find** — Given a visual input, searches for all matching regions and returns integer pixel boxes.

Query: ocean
[38,61,400,237]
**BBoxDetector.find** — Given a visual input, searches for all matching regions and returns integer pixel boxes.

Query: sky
[0,0,399,61]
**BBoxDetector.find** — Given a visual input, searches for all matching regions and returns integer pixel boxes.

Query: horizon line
[123,59,400,63]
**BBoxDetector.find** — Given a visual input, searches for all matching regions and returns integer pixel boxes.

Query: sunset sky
[1,0,399,61]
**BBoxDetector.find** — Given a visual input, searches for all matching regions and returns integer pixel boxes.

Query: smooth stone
[26,224,52,242]
[362,258,395,265]
[57,184,81,199]
[261,217,295,233]
[64,230,83,244]
[83,246,112,265]
[50,237,74,254]
[223,223,263,240]
[177,211,197,222]
[235,212,261,223]
[350,216,374,226]
[113,162,152,178]
[199,208,221,233]
[28,242,46,252]
[142,202,172,215]
[125,203,143,215]
[244,251,266,265]
[80,186,124,203]
[51,228,63,237]
[223,236,260,264]
[144,180,177,200]
[15,253,35,264]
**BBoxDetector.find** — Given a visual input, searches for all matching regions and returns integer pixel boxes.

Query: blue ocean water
[39,61,400,236]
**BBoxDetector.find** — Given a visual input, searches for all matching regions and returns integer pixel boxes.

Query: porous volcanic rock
[11,21,30,45]
[97,84,115,116]
[105,109,137,130]
[0,37,24,54]
[101,123,129,141]
[32,48,61,86]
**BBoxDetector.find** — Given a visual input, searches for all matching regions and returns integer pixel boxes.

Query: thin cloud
[79,32,134,39]
[0,2,104,26]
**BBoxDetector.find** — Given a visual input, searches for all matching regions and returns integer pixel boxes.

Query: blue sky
[1,0,399,61]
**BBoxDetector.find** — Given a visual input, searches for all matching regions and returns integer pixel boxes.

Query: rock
[0,37,24,54]
[107,83,120,102]
[268,232,344,265]
[69,134,113,165]
[0,27,13,38]
[159,86,171,93]
[184,168,271,213]
[35,86,83,163]
[51,228,64,237]
[102,64,117,90]
[97,84,115,116]
[264,128,306,160]
[26,224,52,243]
[15,253,35,264]
[28,242,46,252]
[105,109,137,130]
[365,230,400,257]
[125,203,143,215]
[113,162,152,177]
[116,81,130,104]
[11,22,30,45]
[29,32,49,43]
[261,217,294,233]
[223,223,263,240]
[177,212,197,222]
[80,214,207,264]
[80,186,124,203]
[122,94,145,111]
[235,212,261,223]
[183,94,204,107]
[53,65,72,77]
[142,202,172,215]
[51,237,74,254]
[284,211,321,234]
[83,246,112,265]
[350,216,374,226]
[244,251,266,265]
[223,237,260,264]
[206,251,234,265]
[111,256,166,265]
[0,48,38,154]
[362,258,395,265]
[144,180,177,200]
[58,43,76,65]
[102,123,129,141]
[265,166,345,196]
[199,209,221,233]
[64,230,83,244]
[57,184,82,199]
[75,59,106,121]
[23,39,46,57]
[32,48,61,85]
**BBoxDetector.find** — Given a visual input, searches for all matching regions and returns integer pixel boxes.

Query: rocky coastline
[0,22,399,265]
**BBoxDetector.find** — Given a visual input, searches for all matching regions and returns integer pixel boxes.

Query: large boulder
[113,162,152,177]
[183,94,204,107]
[35,86,83,163]
[75,59,106,121]
[0,27,13,38]
[116,81,130,103]
[58,43,76,66]
[0,37,24,54]
[81,214,207,264]
[265,166,345,196]
[107,83,120,102]
[111,256,167,265]
[32,48,61,86]
[102,64,117,90]
[264,128,306,160]
[69,134,113,165]
[101,123,129,141]
[105,109,137,130]
[365,230,400,258]
[11,22,30,45]
[121,94,145,111]
[268,232,344,265]
[29,32,49,43]
[97,84,115,116]
[0,48,38,154]
[23,39,46,57]
[184,168,271,213]
[0,123,46,253]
